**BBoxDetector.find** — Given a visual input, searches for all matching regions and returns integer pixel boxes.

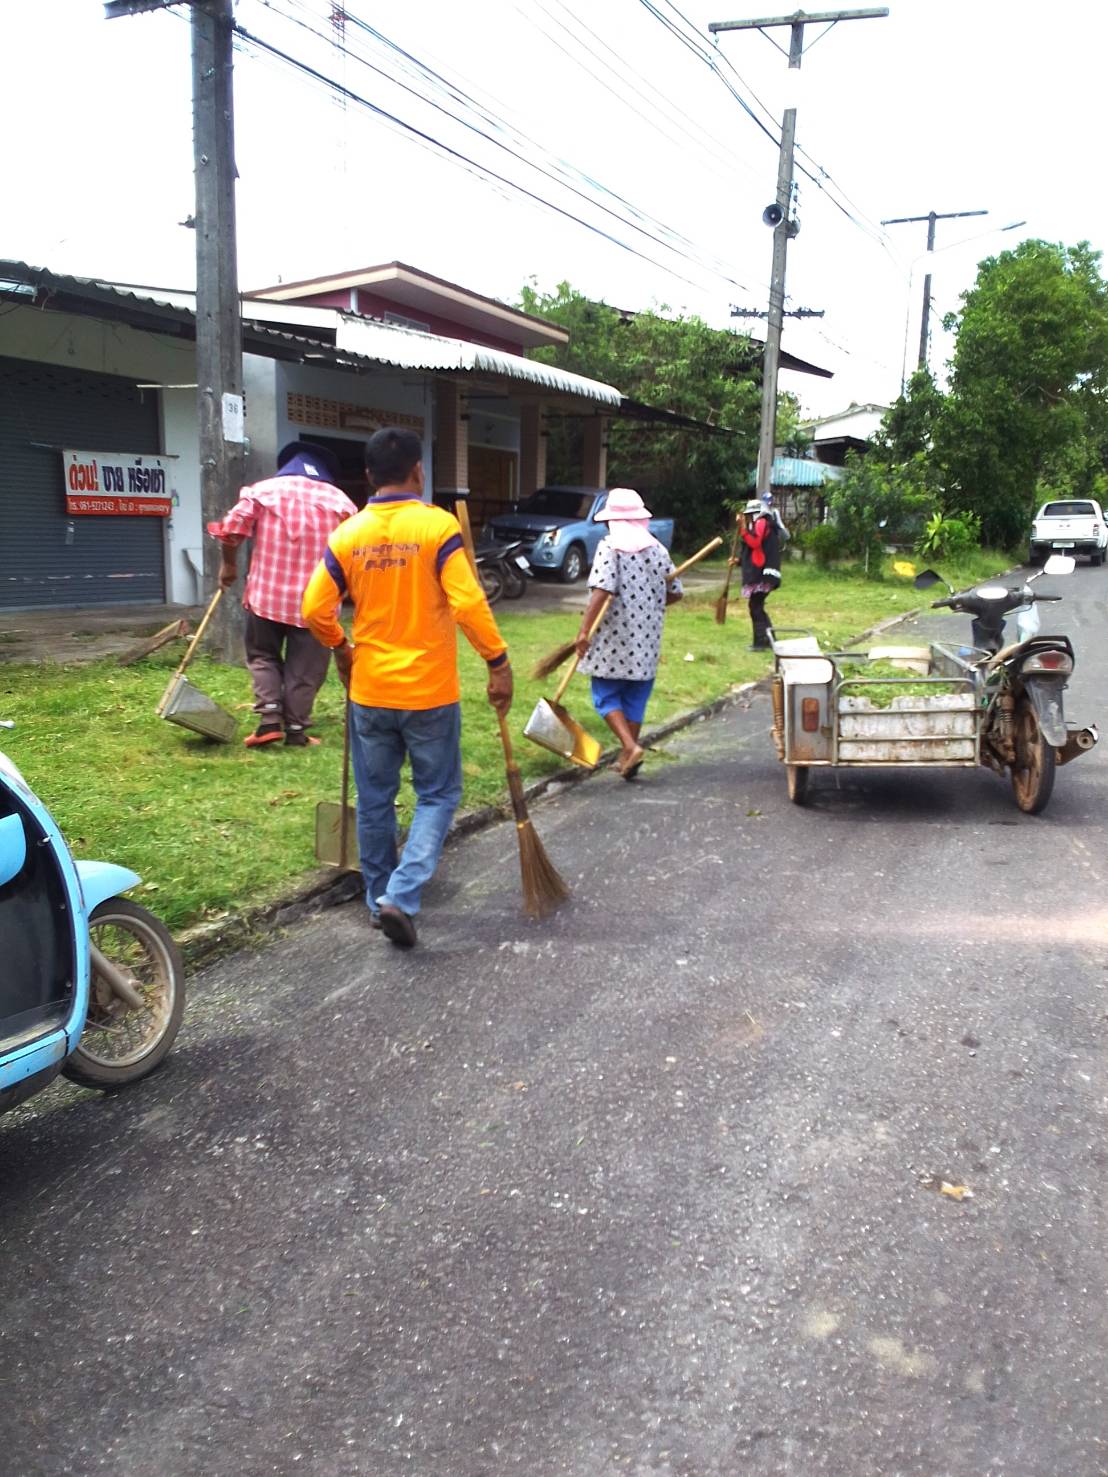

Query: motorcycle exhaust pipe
[1056,724,1099,766]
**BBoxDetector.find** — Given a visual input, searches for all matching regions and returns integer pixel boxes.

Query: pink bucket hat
[594,487,654,522]
[594,487,660,553]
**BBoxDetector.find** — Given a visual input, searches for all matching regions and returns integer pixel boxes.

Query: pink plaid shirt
[208,476,357,628]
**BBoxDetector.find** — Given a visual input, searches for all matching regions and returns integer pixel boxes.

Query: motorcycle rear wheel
[479,566,504,605]
[1010,700,1056,815]
[63,899,185,1089]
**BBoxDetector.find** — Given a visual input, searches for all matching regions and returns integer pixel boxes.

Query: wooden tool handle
[669,535,723,581]
[454,498,479,577]
[173,587,224,681]
[339,699,352,868]
[553,593,613,704]
[497,712,530,825]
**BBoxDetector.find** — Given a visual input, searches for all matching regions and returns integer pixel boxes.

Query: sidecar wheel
[63,899,185,1089]
[786,764,810,805]
[1010,701,1056,815]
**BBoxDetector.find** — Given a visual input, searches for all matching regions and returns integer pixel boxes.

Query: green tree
[517,282,783,546]
[935,240,1108,545]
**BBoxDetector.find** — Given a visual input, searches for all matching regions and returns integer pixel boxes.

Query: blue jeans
[349,702,463,918]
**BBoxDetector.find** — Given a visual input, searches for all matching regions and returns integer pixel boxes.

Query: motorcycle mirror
[913,569,942,590]
[1042,553,1075,576]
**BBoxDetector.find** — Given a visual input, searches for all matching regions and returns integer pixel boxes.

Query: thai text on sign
[62,450,175,516]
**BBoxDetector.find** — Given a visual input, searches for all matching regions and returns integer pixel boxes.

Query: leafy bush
[798,523,843,567]
[916,510,982,560]
[828,452,931,575]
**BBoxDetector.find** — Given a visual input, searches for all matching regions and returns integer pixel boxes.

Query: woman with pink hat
[573,488,683,778]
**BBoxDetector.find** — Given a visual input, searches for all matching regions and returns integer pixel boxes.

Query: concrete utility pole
[709,7,887,499]
[881,209,988,373]
[107,0,244,661]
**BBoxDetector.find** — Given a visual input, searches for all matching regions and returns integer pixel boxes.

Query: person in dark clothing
[734,497,782,650]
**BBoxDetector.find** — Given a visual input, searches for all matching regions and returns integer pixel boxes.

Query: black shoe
[284,729,320,748]
[378,904,418,948]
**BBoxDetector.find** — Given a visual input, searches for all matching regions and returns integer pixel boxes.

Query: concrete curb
[176,598,942,968]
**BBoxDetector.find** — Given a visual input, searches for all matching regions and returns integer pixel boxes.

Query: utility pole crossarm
[104,1,189,16]
[709,8,887,34]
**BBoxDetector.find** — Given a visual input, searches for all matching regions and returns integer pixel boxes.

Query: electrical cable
[231,19,756,298]
[253,0,754,288]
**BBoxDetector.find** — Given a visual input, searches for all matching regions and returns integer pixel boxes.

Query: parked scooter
[0,729,185,1117]
[475,539,532,605]
[914,553,1098,812]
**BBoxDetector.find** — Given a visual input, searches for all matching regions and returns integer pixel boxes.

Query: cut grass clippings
[0,549,1010,931]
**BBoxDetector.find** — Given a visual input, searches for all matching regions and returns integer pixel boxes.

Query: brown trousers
[244,612,331,732]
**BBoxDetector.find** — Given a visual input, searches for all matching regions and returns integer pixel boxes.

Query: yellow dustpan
[523,595,612,767]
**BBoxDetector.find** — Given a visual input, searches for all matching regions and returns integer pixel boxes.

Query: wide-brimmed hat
[594,487,653,522]
[277,440,341,485]
[743,498,765,516]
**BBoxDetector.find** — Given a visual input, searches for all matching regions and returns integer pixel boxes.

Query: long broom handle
[719,524,744,601]
[454,499,479,577]
[496,711,532,827]
[552,593,613,705]
[339,698,352,869]
[669,535,723,580]
[157,586,224,715]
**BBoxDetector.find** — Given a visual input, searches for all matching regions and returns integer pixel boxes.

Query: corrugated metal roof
[749,456,844,488]
[0,261,623,407]
[334,315,621,406]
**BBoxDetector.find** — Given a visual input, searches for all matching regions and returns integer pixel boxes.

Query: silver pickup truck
[1029,498,1107,566]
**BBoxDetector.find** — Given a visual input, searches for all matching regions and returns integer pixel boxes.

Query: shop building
[0,260,622,610]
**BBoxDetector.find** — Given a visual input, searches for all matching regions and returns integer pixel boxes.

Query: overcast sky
[5,0,1105,417]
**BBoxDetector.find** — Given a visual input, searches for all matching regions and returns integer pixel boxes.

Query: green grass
[0,549,1011,931]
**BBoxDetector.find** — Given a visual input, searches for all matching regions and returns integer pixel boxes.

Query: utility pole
[107,0,244,661]
[709,8,887,499]
[881,209,988,373]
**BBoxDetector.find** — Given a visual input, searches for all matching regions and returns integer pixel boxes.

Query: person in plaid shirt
[208,441,358,748]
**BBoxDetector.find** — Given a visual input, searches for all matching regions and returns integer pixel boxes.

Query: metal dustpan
[523,593,611,769]
[159,675,238,743]
[523,697,602,768]
[155,588,237,744]
[315,701,359,870]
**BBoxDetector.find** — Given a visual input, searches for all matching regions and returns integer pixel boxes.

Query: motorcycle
[475,539,532,605]
[913,553,1098,813]
[0,728,185,1117]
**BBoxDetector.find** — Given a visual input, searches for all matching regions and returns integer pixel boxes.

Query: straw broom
[454,495,570,918]
[531,535,724,681]
[714,519,744,626]
[497,713,570,918]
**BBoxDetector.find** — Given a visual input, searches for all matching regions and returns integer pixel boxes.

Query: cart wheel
[1010,701,1056,814]
[786,764,809,805]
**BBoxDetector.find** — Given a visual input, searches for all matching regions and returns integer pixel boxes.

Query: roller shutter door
[0,356,166,608]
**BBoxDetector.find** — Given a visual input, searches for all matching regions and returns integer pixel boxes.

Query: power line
[254,0,755,290]
[231,18,755,299]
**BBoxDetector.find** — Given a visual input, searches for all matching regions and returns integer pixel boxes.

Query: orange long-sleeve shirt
[301,493,508,711]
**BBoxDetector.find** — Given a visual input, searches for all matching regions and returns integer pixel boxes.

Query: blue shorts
[590,676,655,725]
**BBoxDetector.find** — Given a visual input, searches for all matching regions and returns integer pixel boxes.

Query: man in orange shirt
[302,427,512,948]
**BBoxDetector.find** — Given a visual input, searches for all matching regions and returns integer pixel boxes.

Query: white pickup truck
[1028,498,1108,566]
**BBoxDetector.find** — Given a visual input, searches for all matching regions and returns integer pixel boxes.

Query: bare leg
[603,709,645,775]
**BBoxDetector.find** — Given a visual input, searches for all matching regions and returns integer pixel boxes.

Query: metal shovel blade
[523,697,602,769]
[314,801,360,869]
[159,675,237,744]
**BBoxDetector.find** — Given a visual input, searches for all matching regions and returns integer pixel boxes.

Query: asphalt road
[2,561,1106,1477]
